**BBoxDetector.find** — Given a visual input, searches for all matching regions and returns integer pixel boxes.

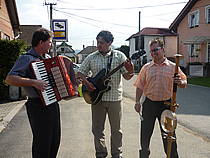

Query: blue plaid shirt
[8,48,51,98]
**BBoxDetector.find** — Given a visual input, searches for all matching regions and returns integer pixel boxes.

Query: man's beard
[99,51,106,55]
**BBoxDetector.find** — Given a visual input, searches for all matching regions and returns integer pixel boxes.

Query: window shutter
[195,12,199,26]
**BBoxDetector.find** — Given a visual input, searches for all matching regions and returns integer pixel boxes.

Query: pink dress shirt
[134,58,186,101]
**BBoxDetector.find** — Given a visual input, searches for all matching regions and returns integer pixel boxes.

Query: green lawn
[187,77,210,87]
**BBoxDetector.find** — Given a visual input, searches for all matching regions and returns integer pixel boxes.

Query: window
[205,5,210,24]
[188,44,200,57]
[4,34,10,40]
[188,10,199,28]
[61,47,69,52]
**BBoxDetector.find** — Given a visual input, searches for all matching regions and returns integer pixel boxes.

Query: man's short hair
[96,30,114,43]
[149,39,165,48]
[32,28,53,47]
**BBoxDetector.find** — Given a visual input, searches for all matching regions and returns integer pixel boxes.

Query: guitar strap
[107,50,113,74]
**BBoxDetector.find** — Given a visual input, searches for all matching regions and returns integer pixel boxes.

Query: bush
[204,62,210,65]
[187,62,203,65]
[0,39,27,100]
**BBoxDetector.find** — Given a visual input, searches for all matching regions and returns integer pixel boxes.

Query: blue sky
[16,0,187,50]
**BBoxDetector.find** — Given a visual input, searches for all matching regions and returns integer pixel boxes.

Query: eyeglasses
[149,47,162,53]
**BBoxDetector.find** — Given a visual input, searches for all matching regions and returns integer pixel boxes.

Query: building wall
[165,36,177,59]
[129,38,135,57]
[177,0,210,67]
[19,25,42,47]
[0,0,13,40]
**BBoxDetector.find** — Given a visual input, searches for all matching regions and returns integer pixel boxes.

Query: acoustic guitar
[82,51,143,105]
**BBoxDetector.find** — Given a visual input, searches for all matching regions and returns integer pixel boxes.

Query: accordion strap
[23,53,44,60]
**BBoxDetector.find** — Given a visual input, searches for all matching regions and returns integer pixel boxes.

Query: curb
[0,100,26,133]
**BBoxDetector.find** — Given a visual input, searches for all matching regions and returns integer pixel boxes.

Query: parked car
[73,63,80,75]
[73,63,92,77]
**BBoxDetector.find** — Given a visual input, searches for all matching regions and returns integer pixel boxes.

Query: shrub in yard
[0,39,27,100]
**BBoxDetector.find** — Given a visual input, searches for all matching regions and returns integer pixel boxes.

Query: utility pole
[44,2,57,57]
[138,11,141,71]
[171,30,179,54]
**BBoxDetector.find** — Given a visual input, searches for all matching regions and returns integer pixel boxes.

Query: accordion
[30,55,78,107]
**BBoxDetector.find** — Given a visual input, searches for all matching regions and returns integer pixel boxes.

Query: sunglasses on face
[149,47,162,53]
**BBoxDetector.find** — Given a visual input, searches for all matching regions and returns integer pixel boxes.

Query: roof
[169,0,198,31]
[19,25,42,46]
[5,0,20,36]
[126,27,175,41]
[78,46,98,54]
[57,42,75,53]
[184,36,210,44]
[57,42,73,48]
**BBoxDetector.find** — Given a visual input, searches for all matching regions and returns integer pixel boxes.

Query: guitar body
[82,69,111,105]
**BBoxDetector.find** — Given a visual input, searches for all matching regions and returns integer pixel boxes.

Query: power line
[57,0,94,8]
[56,1,188,10]
[54,9,137,28]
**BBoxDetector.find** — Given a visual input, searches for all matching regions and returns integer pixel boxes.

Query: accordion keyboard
[31,61,57,105]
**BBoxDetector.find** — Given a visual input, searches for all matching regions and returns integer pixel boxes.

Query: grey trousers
[91,101,123,158]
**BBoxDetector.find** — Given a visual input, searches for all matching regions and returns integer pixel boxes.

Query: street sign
[51,19,68,41]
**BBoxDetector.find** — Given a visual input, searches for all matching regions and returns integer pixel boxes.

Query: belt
[146,97,171,103]
[28,98,41,100]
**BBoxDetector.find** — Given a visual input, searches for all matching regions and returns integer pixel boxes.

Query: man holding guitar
[77,30,134,158]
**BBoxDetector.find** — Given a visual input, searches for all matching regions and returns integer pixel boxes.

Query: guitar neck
[102,62,125,81]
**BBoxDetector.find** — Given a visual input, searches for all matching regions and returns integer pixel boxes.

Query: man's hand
[77,72,96,92]
[85,82,96,92]
[173,74,182,85]
[76,76,83,86]
[173,74,187,89]
[124,59,134,73]
[134,102,141,113]
[33,80,48,92]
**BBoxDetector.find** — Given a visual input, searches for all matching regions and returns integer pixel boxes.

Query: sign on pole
[51,19,68,42]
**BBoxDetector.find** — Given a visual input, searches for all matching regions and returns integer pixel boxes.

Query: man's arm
[134,87,143,113]
[5,75,48,91]
[123,59,134,80]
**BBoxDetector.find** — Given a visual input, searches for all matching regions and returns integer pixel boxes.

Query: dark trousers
[140,97,178,158]
[25,98,61,158]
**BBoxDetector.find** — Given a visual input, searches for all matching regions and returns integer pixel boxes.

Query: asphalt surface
[0,75,210,158]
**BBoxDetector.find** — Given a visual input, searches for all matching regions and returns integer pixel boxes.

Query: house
[56,42,75,58]
[126,27,177,67]
[169,0,210,76]
[77,46,97,64]
[0,0,20,40]
[19,25,42,49]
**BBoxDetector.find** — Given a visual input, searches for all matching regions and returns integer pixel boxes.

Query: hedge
[0,39,27,101]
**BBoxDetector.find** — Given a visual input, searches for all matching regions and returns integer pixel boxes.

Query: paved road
[123,75,210,140]
[0,75,209,158]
